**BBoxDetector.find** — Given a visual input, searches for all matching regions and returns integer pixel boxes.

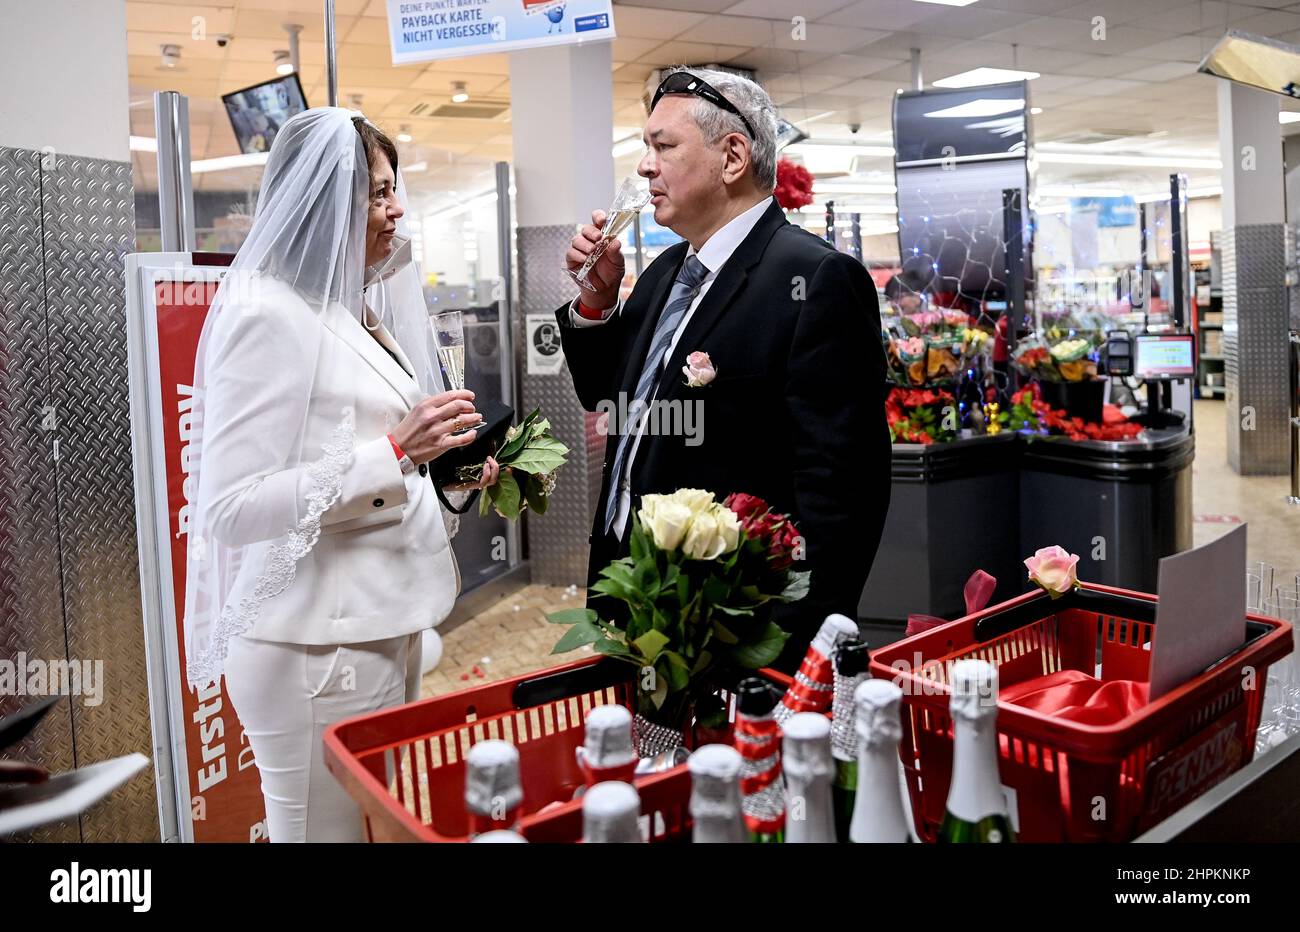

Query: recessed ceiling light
[397,124,413,143]
[1281,112,1300,124]
[1030,107,1043,115]
[160,44,181,69]
[933,67,1039,88]
[451,81,469,103]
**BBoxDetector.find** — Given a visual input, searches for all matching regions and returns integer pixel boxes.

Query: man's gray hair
[662,66,778,193]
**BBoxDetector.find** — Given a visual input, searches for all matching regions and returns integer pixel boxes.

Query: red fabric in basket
[1000,670,1149,726]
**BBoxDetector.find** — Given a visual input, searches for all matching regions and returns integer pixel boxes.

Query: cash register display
[1134,334,1196,379]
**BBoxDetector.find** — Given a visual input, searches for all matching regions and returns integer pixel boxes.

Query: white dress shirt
[567,196,774,539]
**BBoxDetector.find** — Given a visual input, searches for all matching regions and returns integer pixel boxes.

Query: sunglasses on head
[650,72,755,140]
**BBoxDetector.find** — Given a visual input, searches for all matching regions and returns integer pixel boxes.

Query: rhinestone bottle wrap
[733,678,785,839]
[774,614,860,725]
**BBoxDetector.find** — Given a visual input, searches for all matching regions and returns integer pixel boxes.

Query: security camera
[216,34,231,48]
[849,123,861,135]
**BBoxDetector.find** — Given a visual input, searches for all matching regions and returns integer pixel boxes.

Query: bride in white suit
[181,107,498,842]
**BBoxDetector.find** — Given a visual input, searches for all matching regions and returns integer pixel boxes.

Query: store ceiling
[126,0,1300,217]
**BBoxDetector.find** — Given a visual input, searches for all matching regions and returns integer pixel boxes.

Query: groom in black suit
[554,67,890,669]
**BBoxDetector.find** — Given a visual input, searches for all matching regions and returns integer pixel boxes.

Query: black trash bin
[1018,426,1194,593]
[859,433,1023,624]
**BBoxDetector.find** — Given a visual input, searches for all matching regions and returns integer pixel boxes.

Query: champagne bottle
[782,712,836,843]
[464,740,523,838]
[849,679,913,843]
[938,659,1015,843]
[774,614,859,725]
[582,781,644,843]
[830,638,870,841]
[688,745,747,843]
[733,677,785,843]
[575,704,637,796]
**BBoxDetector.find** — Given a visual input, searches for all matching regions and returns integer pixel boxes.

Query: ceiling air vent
[407,99,509,120]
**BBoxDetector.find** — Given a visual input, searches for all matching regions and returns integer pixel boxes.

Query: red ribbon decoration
[735,716,783,827]
[780,650,836,714]
[745,813,786,834]
[579,760,638,787]
[739,766,782,795]
[906,569,997,637]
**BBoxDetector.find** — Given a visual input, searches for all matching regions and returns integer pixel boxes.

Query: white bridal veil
[182,106,444,688]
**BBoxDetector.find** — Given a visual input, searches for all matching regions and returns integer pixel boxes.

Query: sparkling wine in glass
[569,176,651,292]
[432,310,466,391]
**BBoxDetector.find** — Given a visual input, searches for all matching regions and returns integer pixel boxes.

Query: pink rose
[1024,545,1079,598]
[900,337,926,356]
[682,350,717,388]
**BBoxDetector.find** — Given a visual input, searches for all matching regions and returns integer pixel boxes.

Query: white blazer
[200,274,458,647]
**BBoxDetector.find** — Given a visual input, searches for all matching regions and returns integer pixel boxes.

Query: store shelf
[1201,353,1224,361]
[1198,323,1223,330]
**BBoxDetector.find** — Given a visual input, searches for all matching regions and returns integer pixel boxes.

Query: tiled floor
[419,398,1300,698]
[1190,399,1299,579]
[418,583,591,699]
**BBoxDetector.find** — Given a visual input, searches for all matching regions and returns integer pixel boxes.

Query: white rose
[668,488,715,516]
[681,509,724,560]
[639,497,692,552]
[712,503,741,555]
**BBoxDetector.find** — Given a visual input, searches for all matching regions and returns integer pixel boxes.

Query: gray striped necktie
[603,253,710,533]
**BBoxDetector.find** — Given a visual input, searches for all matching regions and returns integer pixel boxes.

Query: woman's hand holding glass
[392,389,483,461]
[391,391,501,492]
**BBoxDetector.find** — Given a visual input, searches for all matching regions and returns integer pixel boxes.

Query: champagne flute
[432,310,465,390]
[568,176,651,292]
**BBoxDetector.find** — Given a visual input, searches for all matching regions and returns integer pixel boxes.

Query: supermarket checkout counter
[859,425,1195,623]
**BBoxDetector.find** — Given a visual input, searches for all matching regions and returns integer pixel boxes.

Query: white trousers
[224,630,422,843]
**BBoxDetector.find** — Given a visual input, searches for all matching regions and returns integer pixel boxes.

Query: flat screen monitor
[893,82,1028,165]
[1135,334,1196,379]
[222,74,308,155]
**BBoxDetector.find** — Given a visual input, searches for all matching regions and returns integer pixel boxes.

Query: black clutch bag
[432,397,514,513]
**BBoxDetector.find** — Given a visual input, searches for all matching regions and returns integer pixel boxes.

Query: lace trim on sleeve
[185,409,356,688]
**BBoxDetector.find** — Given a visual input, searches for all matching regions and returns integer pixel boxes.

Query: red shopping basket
[869,582,1294,843]
[323,654,792,843]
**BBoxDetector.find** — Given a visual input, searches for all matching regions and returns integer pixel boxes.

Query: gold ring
[451,415,462,431]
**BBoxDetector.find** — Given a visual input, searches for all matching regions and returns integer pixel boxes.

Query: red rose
[743,509,783,543]
[767,518,802,569]
[724,492,769,522]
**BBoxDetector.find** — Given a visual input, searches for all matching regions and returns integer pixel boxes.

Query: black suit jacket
[554,199,891,669]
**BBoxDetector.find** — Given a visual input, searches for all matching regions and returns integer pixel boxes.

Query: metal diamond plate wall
[517,223,601,585]
[40,152,155,842]
[0,146,79,843]
[1221,224,1291,475]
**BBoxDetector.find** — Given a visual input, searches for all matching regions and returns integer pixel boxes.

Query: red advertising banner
[152,272,267,842]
